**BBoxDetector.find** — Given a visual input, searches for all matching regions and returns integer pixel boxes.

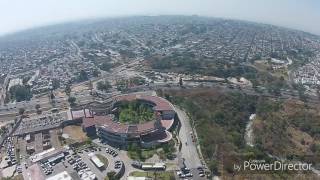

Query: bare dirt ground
[62,125,88,143]
[72,83,89,92]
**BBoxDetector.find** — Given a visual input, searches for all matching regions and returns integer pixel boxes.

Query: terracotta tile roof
[115,94,174,111]
[137,121,156,133]
[81,94,175,135]
[95,115,128,134]
[82,117,95,128]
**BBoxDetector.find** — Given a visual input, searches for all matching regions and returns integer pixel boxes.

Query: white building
[46,171,72,180]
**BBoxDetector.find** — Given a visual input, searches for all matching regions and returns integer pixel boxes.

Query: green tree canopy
[68,96,77,106]
[9,85,32,102]
[97,80,112,92]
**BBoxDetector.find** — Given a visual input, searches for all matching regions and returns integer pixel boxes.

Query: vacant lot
[63,125,88,142]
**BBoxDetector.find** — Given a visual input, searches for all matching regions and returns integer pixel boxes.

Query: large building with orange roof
[76,93,176,147]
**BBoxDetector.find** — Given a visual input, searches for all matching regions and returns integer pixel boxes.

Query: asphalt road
[175,106,207,180]
[176,106,202,168]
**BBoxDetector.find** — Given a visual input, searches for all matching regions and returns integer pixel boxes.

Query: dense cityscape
[0,16,320,180]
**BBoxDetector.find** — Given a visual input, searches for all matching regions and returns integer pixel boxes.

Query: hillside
[159,88,320,179]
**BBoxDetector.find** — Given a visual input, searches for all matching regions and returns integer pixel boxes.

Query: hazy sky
[0,0,320,35]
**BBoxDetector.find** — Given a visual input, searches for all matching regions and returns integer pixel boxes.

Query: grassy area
[12,175,23,180]
[130,171,175,180]
[96,154,109,167]
[127,141,176,161]
[117,100,154,124]
[1,174,24,180]
[127,147,156,161]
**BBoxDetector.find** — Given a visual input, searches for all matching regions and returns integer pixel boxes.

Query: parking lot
[0,136,23,177]
[15,128,65,170]
[77,145,124,179]
[13,112,67,136]
[39,144,124,180]
[3,128,201,180]
[39,153,80,179]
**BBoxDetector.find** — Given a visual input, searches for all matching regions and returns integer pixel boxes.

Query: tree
[92,69,100,77]
[293,83,307,102]
[22,76,31,85]
[208,159,219,175]
[106,171,119,180]
[35,104,42,114]
[97,80,112,92]
[18,108,25,115]
[9,85,32,102]
[68,97,77,106]
[131,77,146,85]
[78,70,89,82]
[52,79,60,90]
[100,62,113,71]
[115,79,128,91]
[179,77,183,87]
[88,81,93,94]
[50,92,55,100]
[65,84,71,96]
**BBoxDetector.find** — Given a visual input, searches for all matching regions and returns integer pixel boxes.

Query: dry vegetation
[254,99,320,158]
[159,88,320,179]
[63,125,88,143]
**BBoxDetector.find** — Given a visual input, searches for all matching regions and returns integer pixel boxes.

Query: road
[175,106,202,168]
[1,75,319,123]
[175,106,206,180]
[0,90,94,122]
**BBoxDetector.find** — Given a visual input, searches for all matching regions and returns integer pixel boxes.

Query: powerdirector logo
[223,155,319,175]
[233,159,311,172]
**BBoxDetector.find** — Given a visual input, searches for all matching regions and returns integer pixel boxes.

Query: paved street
[175,106,206,180]
[176,106,202,169]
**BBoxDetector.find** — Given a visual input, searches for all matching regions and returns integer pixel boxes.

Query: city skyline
[0,0,320,36]
[0,5,320,179]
